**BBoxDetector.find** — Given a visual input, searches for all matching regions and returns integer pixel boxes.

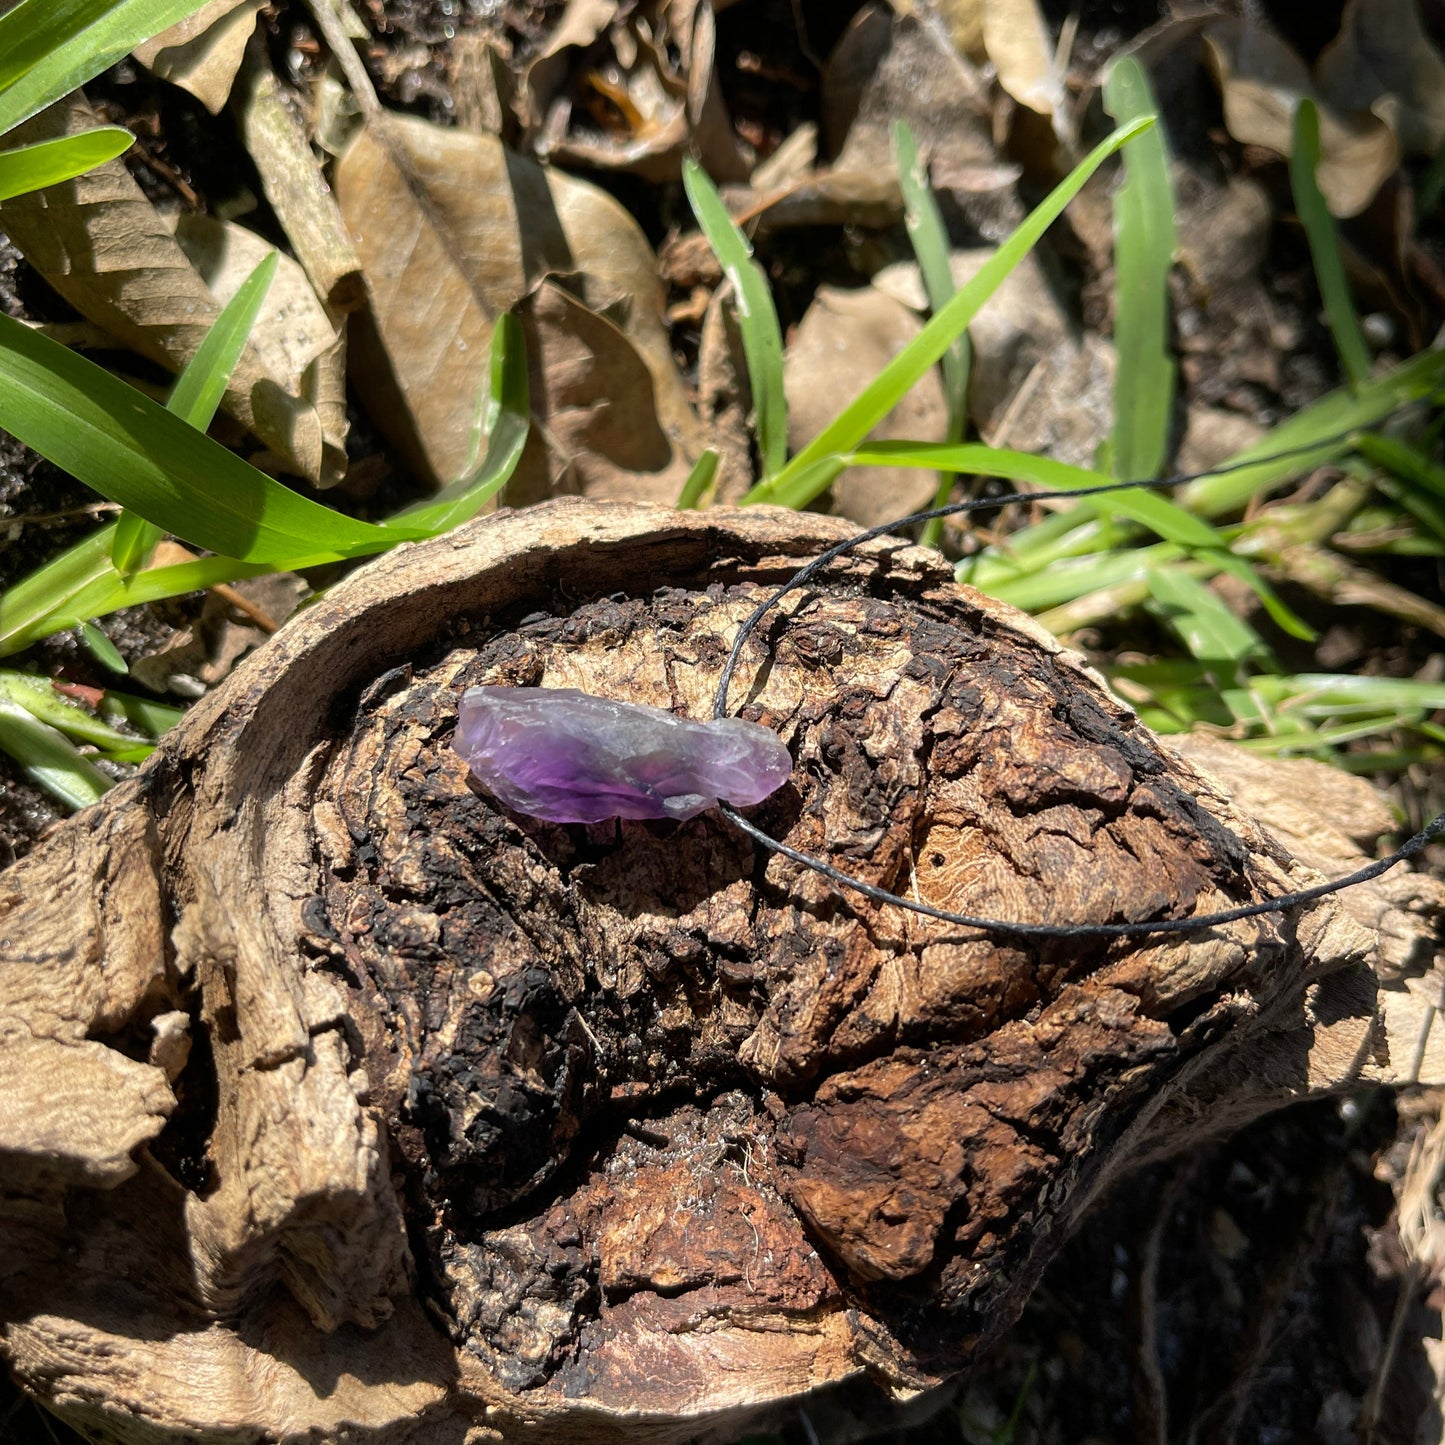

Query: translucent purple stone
[453,686,793,824]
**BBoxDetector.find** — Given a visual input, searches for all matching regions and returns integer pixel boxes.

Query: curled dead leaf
[1316,0,1445,158]
[1203,14,1400,219]
[0,95,338,484]
[508,278,695,506]
[521,0,750,181]
[335,112,700,488]
[132,0,265,114]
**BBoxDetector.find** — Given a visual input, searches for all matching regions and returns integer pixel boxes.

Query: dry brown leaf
[823,4,1019,239]
[506,279,695,506]
[0,95,336,484]
[935,0,984,60]
[980,0,1066,124]
[783,284,945,527]
[335,112,701,488]
[1316,0,1445,157]
[132,0,264,113]
[166,213,348,477]
[522,0,749,181]
[1203,14,1399,219]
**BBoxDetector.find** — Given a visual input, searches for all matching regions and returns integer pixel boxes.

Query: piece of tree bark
[1,500,1440,1443]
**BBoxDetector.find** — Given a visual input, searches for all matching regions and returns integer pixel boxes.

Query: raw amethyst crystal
[453,686,793,824]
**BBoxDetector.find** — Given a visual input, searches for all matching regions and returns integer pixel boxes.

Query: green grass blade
[168,251,278,430]
[0,669,141,749]
[1180,348,1445,515]
[0,524,118,653]
[751,117,1155,505]
[1290,99,1371,387]
[0,0,209,136]
[1353,431,1445,501]
[1103,57,1176,481]
[387,313,529,532]
[840,441,1228,549]
[1208,549,1317,641]
[0,126,132,200]
[100,688,185,738]
[1144,564,1266,664]
[676,449,719,509]
[0,309,425,564]
[112,250,280,575]
[3,554,285,654]
[894,121,971,546]
[0,698,112,808]
[682,159,787,481]
[78,619,127,672]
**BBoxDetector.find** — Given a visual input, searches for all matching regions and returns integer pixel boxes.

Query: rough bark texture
[1,500,1441,1443]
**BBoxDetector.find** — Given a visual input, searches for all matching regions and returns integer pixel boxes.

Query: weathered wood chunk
[1,500,1439,1443]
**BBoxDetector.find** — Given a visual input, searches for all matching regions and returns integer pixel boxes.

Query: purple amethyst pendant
[453,686,793,824]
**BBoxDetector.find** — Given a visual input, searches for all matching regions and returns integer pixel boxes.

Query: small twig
[210,584,279,634]
[232,41,366,313]
[303,0,383,119]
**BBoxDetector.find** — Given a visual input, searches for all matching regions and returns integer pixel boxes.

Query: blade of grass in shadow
[1103,56,1176,481]
[388,313,529,532]
[0,126,132,200]
[0,309,428,563]
[112,250,281,575]
[1144,563,1268,663]
[1354,431,1445,504]
[0,698,112,807]
[0,669,149,751]
[78,618,127,672]
[1291,98,1371,388]
[748,117,1155,506]
[682,159,787,482]
[1181,349,1445,514]
[676,449,719,509]
[838,441,1229,549]
[894,121,970,547]
[0,0,209,136]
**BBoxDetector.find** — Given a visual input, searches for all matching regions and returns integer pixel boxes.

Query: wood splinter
[1,499,1441,1443]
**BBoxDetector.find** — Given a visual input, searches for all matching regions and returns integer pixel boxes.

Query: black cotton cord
[710,426,1445,940]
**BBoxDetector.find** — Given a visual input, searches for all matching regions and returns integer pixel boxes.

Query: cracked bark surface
[1,499,1441,1443]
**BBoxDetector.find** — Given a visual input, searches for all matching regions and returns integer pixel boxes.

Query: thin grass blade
[676,449,719,509]
[0,309,424,564]
[0,525,117,654]
[1290,99,1371,387]
[1181,348,1445,514]
[682,159,787,481]
[1144,563,1267,663]
[78,619,127,672]
[840,441,1227,549]
[112,250,281,575]
[1103,57,1176,481]
[894,121,971,545]
[0,669,144,750]
[751,117,1155,505]
[0,698,112,808]
[0,0,210,136]
[0,127,132,201]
